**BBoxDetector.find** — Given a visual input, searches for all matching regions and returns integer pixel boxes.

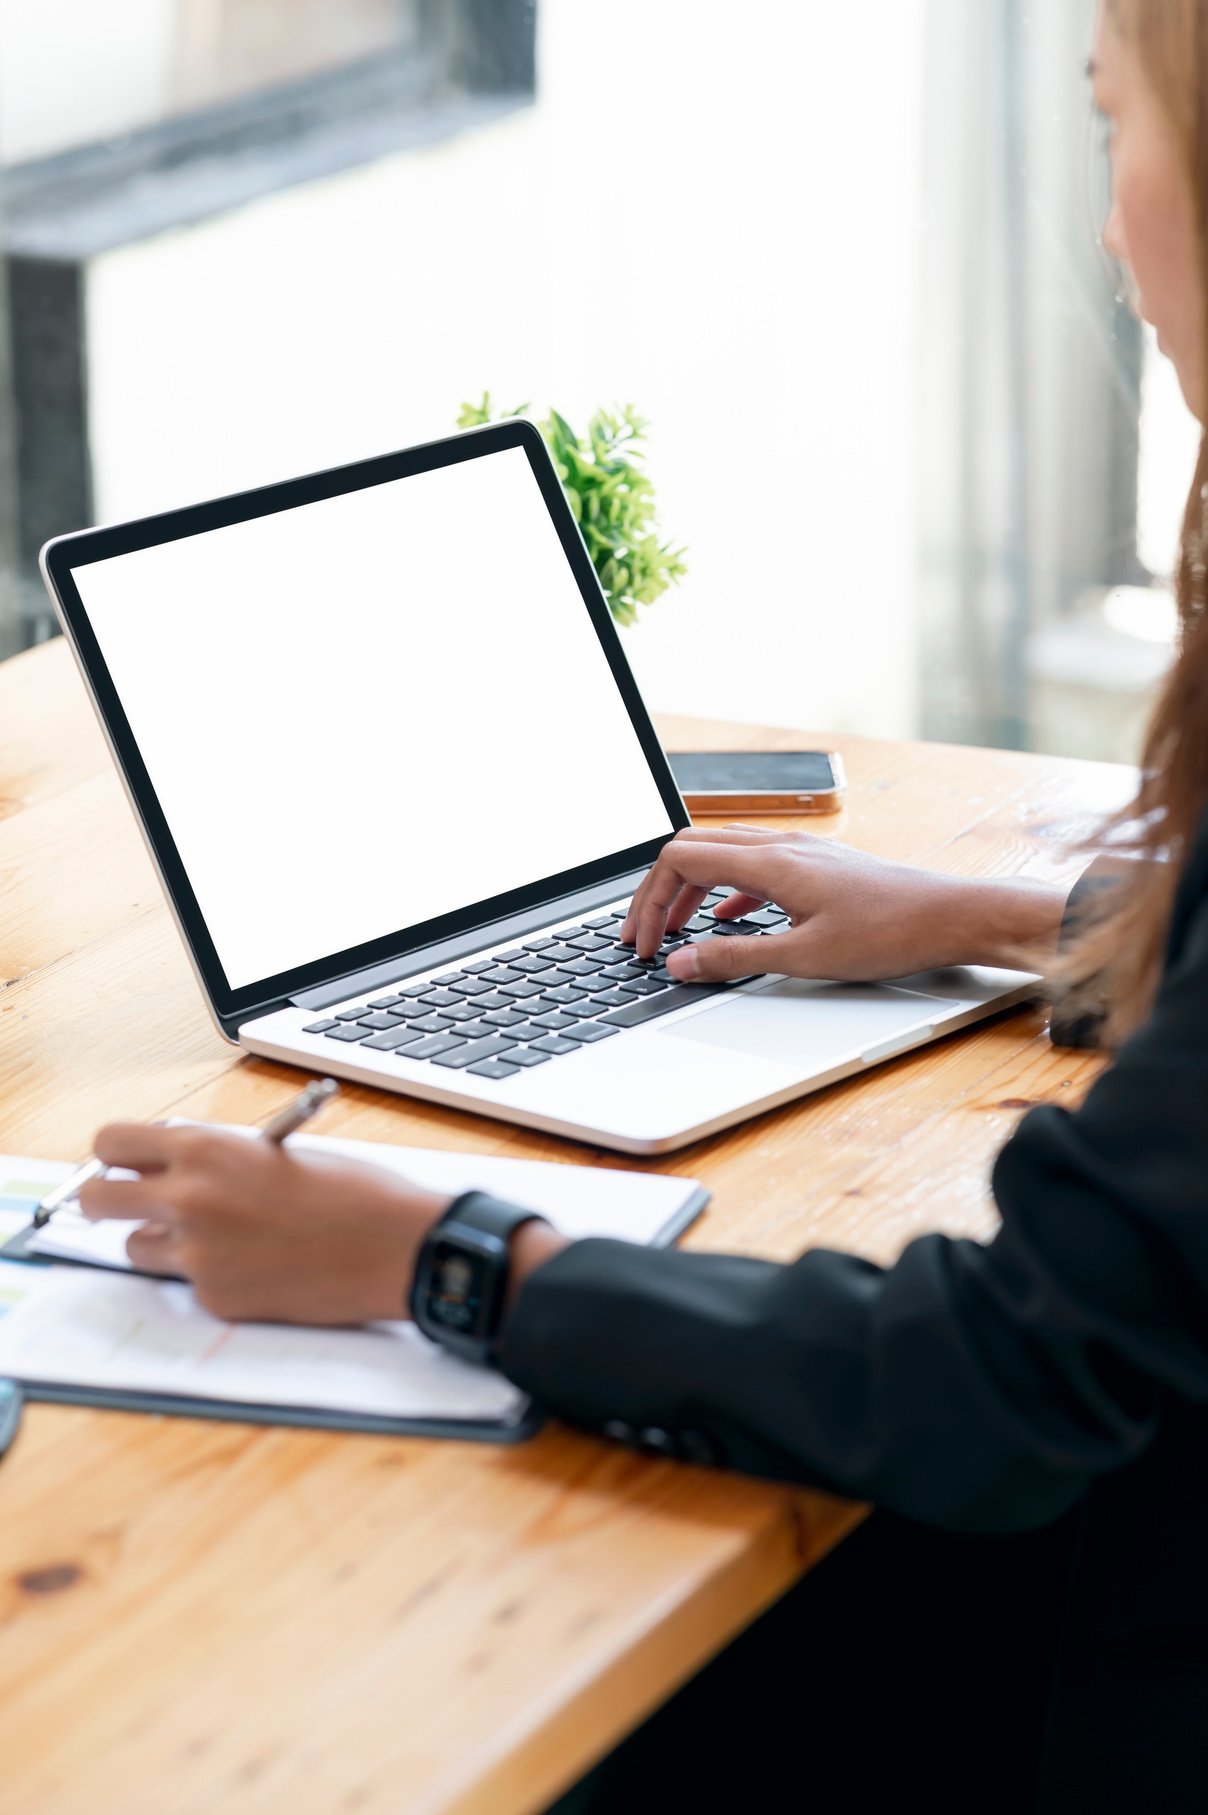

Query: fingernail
[668,944,701,981]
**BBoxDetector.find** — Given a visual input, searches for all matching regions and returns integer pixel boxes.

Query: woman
[77,4,1208,1806]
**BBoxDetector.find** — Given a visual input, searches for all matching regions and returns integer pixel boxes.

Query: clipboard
[0,1142,708,1443]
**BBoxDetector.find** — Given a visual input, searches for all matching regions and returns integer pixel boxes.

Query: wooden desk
[0,639,1128,1814]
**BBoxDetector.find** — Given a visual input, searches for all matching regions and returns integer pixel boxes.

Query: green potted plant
[457,395,687,626]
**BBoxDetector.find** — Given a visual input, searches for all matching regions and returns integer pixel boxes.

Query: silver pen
[31,1079,340,1231]
[259,1077,340,1144]
[32,1156,109,1230]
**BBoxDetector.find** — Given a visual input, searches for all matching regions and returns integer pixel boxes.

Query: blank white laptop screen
[70,446,676,989]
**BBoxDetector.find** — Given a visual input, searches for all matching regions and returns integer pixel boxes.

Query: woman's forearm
[948,876,1070,971]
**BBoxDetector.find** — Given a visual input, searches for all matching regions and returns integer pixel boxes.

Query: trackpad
[661,979,941,1067]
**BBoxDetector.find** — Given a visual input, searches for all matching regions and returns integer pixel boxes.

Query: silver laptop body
[42,422,1036,1155]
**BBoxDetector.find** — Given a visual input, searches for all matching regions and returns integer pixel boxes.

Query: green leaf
[453,395,686,625]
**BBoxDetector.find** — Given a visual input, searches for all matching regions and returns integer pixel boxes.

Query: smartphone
[666,750,846,815]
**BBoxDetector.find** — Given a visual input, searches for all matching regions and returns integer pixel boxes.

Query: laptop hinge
[281,868,649,1016]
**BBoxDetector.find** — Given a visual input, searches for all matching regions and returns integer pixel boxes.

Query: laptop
[41,420,1037,1155]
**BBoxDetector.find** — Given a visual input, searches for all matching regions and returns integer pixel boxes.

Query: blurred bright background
[0,0,1198,760]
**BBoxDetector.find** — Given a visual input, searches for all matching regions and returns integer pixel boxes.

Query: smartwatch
[410,1192,543,1367]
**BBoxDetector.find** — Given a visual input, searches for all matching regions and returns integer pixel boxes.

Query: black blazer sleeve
[499,892,1208,1536]
[1048,856,1130,1051]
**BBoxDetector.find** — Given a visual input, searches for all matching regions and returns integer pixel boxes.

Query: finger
[623,830,788,945]
[667,930,792,984]
[665,882,709,935]
[126,1222,185,1276]
[619,827,780,941]
[633,841,786,959]
[621,855,673,944]
[711,891,769,920]
[93,1122,174,1174]
[78,1175,177,1223]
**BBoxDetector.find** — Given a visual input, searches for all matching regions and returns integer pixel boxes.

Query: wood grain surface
[0,639,1129,1814]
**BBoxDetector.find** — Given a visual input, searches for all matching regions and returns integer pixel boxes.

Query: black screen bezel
[42,420,689,1024]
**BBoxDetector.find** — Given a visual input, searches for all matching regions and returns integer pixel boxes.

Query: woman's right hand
[620,826,1068,986]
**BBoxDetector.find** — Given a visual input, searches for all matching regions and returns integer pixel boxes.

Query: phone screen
[667,751,840,794]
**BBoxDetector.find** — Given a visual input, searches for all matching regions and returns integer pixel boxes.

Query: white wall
[86,0,926,737]
[0,0,174,161]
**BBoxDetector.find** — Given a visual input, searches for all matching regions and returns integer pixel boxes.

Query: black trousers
[548,1507,1081,1814]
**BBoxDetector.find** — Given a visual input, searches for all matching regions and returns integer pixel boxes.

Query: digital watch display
[411,1193,540,1366]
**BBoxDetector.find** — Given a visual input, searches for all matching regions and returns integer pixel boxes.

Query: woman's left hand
[78,1122,454,1326]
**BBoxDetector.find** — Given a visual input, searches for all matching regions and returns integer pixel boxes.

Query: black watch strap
[438,1191,540,1245]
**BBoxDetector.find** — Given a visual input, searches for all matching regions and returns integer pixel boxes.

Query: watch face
[429,1239,490,1336]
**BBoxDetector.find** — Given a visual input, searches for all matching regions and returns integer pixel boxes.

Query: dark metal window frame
[1,0,537,649]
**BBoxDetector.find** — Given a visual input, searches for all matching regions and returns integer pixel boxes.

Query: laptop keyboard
[301,891,791,1082]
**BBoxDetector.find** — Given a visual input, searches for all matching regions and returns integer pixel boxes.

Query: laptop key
[434,971,468,985]
[402,1033,467,1059]
[362,1027,425,1051]
[532,1035,581,1055]
[367,995,404,1010]
[498,980,545,1000]
[448,978,493,997]
[561,956,609,977]
[439,1003,483,1023]
[492,1047,551,1068]
[359,1013,407,1030]
[336,1007,370,1021]
[533,945,577,968]
[599,984,728,1028]
[566,932,612,951]
[303,1018,340,1034]
[419,989,462,1008]
[482,1007,530,1028]
[523,937,561,952]
[325,1023,374,1042]
[394,998,439,1018]
[431,1036,519,1070]
[705,918,763,937]
[400,981,435,998]
[496,948,528,962]
[532,1011,578,1031]
[511,954,555,974]
[484,967,524,986]
[410,1013,457,1035]
[601,962,646,982]
[559,997,608,1018]
[463,958,497,974]
[617,978,671,998]
[592,989,640,1010]
[584,916,619,929]
[467,1059,522,1079]
[541,985,592,1007]
[562,1021,620,1043]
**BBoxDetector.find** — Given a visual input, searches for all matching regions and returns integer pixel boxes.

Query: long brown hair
[1055,0,1208,1047]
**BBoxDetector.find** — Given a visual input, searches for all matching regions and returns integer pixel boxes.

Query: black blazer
[500,812,1208,1810]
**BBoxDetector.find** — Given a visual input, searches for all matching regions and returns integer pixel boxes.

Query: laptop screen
[62,434,680,1000]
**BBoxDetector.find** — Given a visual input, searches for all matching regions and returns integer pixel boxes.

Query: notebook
[0,1134,707,1440]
